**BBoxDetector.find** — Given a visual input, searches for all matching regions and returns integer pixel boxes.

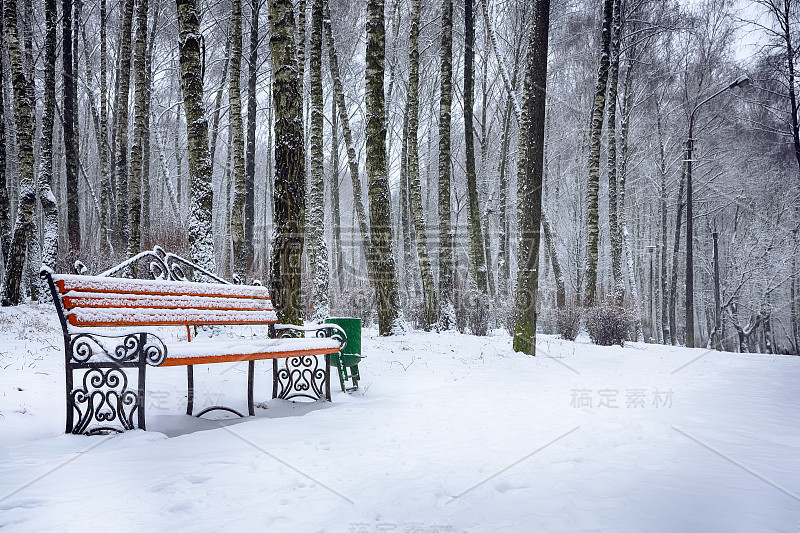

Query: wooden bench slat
[61,292,274,312]
[66,307,278,327]
[160,337,342,367]
[53,274,271,300]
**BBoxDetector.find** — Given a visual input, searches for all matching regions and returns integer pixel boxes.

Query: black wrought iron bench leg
[272,354,331,401]
[186,365,194,415]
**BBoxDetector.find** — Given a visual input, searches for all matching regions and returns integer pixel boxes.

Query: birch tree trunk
[329,90,344,292]
[437,0,455,330]
[542,211,565,309]
[245,0,260,273]
[0,6,9,263]
[400,99,417,306]
[407,0,436,329]
[99,0,112,253]
[607,0,623,303]
[2,0,37,305]
[230,0,247,280]
[114,0,134,247]
[513,0,551,354]
[584,0,613,307]
[38,0,58,287]
[464,0,489,335]
[128,0,149,266]
[176,0,215,271]
[268,0,305,323]
[63,0,80,252]
[324,0,378,294]
[366,0,401,335]
[307,0,329,320]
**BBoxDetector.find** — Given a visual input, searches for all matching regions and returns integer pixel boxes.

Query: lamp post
[712,231,721,350]
[685,74,749,348]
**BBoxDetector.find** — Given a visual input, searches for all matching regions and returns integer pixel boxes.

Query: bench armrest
[67,331,168,366]
[273,323,348,353]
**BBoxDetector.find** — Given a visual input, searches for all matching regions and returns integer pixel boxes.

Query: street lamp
[685,74,749,348]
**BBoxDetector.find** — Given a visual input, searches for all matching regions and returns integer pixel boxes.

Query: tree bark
[584,0,613,307]
[607,0,623,303]
[0,4,9,263]
[437,0,455,329]
[324,0,379,295]
[542,211,565,309]
[2,0,37,305]
[38,0,59,287]
[406,0,436,329]
[513,0,551,354]
[366,0,401,335]
[464,0,489,335]
[62,0,79,252]
[128,0,149,267]
[268,0,305,323]
[329,86,344,292]
[115,0,135,248]
[245,0,260,273]
[230,0,247,280]
[176,0,215,271]
[307,0,329,320]
[99,0,112,253]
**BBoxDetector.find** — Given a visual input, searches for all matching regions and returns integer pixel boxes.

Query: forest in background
[0,0,797,356]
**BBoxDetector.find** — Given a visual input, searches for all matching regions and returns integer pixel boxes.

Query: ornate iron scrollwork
[96,246,230,284]
[71,367,138,435]
[68,332,167,366]
[63,332,165,434]
[274,354,329,401]
[271,324,345,402]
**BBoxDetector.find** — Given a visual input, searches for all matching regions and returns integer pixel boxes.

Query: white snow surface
[166,337,341,359]
[1,304,799,532]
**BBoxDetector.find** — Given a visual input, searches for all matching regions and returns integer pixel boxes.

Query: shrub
[584,302,636,346]
[553,306,582,341]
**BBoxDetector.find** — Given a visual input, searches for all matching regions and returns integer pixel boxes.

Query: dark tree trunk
[329,87,343,292]
[464,0,489,336]
[307,0,329,320]
[231,0,247,280]
[366,0,400,334]
[245,0,260,273]
[176,0,215,271]
[0,2,9,263]
[39,0,59,279]
[2,0,37,305]
[437,0,454,329]
[268,0,305,323]
[407,0,436,329]
[115,0,135,247]
[513,0,550,354]
[584,0,614,307]
[128,0,149,266]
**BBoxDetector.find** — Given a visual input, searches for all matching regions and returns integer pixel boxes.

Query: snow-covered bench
[40,247,346,435]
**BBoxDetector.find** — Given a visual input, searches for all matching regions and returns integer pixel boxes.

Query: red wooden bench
[41,247,346,435]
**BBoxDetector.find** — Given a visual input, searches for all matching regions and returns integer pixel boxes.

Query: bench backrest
[50,273,277,328]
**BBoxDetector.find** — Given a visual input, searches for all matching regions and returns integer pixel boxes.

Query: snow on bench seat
[53,273,271,299]
[160,337,342,367]
[64,307,278,327]
[61,292,274,312]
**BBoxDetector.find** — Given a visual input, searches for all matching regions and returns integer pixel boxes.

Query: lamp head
[729,75,750,89]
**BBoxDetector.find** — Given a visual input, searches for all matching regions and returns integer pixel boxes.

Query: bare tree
[268,0,305,323]
[176,0,215,271]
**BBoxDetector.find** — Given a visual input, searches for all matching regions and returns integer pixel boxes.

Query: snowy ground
[1,304,799,532]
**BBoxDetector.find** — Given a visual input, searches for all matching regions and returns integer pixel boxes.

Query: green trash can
[324,317,363,392]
